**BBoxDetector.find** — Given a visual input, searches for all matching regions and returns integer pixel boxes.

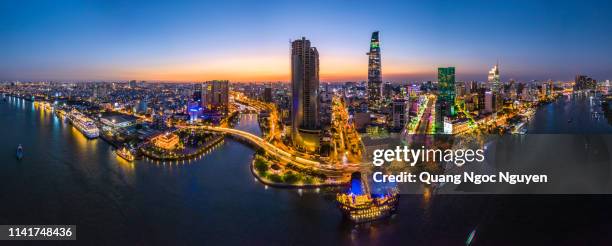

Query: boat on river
[336,172,399,223]
[116,147,135,162]
[16,144,23,160]
[67,109,99,138]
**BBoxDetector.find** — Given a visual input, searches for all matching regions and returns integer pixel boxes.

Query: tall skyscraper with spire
[488,62,500,92]
[367,31,382,111]
[291,37,320,152]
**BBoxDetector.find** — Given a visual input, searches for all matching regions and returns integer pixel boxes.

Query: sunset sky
[1,0,612,82]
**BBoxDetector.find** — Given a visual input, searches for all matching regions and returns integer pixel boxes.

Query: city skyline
[2,0,612,82]
[1,1,612,245]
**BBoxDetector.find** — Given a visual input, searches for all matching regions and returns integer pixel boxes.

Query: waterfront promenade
[178,124,358,180]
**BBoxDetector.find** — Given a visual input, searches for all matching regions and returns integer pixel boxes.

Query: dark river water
[0,94,611,245]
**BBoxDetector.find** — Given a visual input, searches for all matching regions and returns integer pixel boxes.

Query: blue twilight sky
[1,0,611,82]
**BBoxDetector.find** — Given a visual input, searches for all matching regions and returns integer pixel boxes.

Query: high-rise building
[488,63,500,92]
[193,83,203,102]
[367,31,382,111]
[202,80,229,113]
[291,37,320,152]
[494,91,503,112]
[136,98,148,115]
[477,88,486,112]
[383,81,393,98]
[435,67,456,133]
[263,87,273,103]
[391,98,408,131]
[574,75,596,91]
[484,91,493,113]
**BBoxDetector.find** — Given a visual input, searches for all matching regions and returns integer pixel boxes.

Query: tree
[254,159,269,176]
[268,174,283,183]
[283,171,300,184]
[303,176,314,184]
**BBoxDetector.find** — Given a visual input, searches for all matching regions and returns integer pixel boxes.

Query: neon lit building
[488,63,501,92]
[187,101,203,122]
[367,31,382,111]
[435,67,456,133]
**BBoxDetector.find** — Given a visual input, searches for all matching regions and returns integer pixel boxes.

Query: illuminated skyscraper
[367,31,382,111]
[291,37,320,152]
[488,63,500,92]
[435,67,456,133]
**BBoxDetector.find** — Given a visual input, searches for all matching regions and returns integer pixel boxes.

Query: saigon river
[1,94,611,245]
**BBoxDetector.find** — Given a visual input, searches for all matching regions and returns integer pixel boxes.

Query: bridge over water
[178,125,356,178]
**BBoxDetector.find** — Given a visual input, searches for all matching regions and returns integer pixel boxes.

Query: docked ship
[336,172,399,224]
[115,147,135,162]
[39,101,53,111]
[55,108,67,120]
[67,109,99,138]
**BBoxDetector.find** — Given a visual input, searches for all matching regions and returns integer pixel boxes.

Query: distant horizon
[3,73,599,85]
[2,0,612,82]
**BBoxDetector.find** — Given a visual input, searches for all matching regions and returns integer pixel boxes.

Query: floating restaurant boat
[39,101,53,111]
[116,147,135,162]
[67,109,99,138]
[336,172,399,224]
[55,109,66,119]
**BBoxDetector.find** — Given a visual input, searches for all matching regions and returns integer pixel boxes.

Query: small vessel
[568,118,573,123]
[466,228,477,245]
[16,144,23,160]
[116,147,135,162]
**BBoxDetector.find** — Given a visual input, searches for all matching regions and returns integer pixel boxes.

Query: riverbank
[140,134,225,161]
[250,154,347,188]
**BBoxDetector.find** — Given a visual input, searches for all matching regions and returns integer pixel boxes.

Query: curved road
[178,125,357,179]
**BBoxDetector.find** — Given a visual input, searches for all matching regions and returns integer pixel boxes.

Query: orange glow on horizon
[80,55,442,82]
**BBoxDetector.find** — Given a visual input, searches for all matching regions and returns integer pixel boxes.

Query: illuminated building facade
[100,114,136,131]
[291,37,320,152]
[187,101,203,122]
[488,63,500,92]
[367,31,382,111]
[152,133,180,150]
[435,67,456,133]
[202,80,229,113]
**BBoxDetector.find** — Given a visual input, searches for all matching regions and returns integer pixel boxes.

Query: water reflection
[2,95,610,244]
